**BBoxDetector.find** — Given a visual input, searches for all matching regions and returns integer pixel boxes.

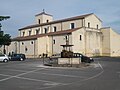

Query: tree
[0,16,10,31]
[0,16,10,21]
[3,34,11,54]
[0,31,4,46]
[0,15,11,54]
[0,33,11,54]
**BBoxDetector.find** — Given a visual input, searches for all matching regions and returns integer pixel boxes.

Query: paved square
[0,58,119,90]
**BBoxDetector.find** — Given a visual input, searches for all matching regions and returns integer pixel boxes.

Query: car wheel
[20,58,24,61]
[4,59,8,63]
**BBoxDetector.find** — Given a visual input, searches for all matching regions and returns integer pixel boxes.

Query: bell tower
[35,9,53,24]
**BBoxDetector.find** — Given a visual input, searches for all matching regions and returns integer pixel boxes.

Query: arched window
[46,20,49,23]
[97,25,99,29]
[28,31,31,36]
[53,40,55,44]
[22,42,24,45]
[53,26,57,32]
[23,32,25,36]
[80,35,82,41]
[44,28,48,33]
[36,29,40,35]
[88,22,90,28]
[38,19,40,24]
[31,41,33,44]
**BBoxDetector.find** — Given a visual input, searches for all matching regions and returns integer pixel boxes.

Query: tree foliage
[3,34,11,46]
[0,16,10,21]
[0,15,11,54]
[0,15,11,46]
[0,32,11,54]
[0,32,11,46]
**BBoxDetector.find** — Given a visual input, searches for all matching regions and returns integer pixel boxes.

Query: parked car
[0,54,9,62]
[10,54,26,61]
[73,53,94,63]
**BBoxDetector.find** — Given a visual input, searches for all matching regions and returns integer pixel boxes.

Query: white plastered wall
[85,14,102,29]
[110,28,120,56]
[72,28,85,54]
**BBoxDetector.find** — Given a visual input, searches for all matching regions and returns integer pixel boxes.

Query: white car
[0,54,9,62]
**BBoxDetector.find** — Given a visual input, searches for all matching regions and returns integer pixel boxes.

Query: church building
[6,11,120,58]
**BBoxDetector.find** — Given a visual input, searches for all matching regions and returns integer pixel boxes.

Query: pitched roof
[35,11,53,17]
[13,27,81,41]
[19,13,93,30]
[48,27,81,36]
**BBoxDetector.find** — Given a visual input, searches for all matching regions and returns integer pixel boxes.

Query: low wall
[58,58,81,64]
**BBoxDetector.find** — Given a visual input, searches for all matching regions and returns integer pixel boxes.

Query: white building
[5,11,120,58]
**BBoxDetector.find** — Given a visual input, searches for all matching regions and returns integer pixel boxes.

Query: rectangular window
[29,31,31,36]
[80,35,82,41]
[38,19,40,24]
[53,40,55,44]
[22,42,24,45]
[44,28,48,33]
[97,25,99,29]
[65,35,68,40]
[36,29,40,35]
[31,41,33,44]
[53,26,57,32]
[70,23,75,29]
[23,32,25,36]
[88,22,90,28]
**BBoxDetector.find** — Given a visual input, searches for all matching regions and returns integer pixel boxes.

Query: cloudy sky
[0,0,120,37]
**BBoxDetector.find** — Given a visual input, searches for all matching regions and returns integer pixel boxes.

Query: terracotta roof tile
[48,27,81,36]
[19,13,93,30]
[13,27,82,41]
[35,11,53,17]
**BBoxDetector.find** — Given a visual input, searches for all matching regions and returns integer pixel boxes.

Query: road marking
[0,68,45,82]
[98,62,103,70]
[92,61,103,70]
[15,76,62,84]
[39,72,86,78]
[0,68,85,78]
[0,63,104,90]
[0,73,64,85]
[38,69,104,90]
[62,68,104,86]
[82,70,104,81]
[0,69,28,72]
[0,75,15,82]
[44,83,60,86]
[62,62,104,86]
[93,63,100,68]
[36,84,63,90]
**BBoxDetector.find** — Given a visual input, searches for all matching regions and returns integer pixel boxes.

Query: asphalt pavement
[0,57,120,90]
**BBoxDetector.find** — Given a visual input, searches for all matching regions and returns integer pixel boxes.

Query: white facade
[4,11,120,58]
[101,27,120,56]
